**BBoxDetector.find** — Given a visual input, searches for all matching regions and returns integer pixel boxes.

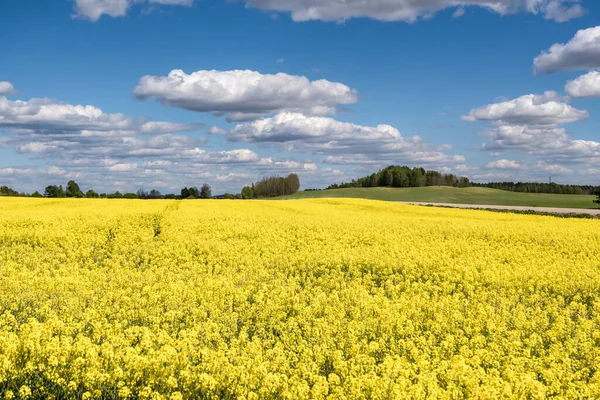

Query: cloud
[477,159,573,182]
[108,163,138,172]
[245,0,585,23]
[480,124,600,164]
[0,91,342,193]
[0,165,80,188]
[470,172,513,181]
[452,8,466,18]
[0,97,133,132]
[139,121,205,134]
[462,91,588,126]
[180,148,261,163]
[73,0,193,22]
[256,157,318,171]
[133,69,358,122]
[534,26,600,73]
[485,159,522,169]
[0,82,16,96]
[212,112,465,166]
[565,70,600,98]
[0,95,204,136]
[2,89,379,194]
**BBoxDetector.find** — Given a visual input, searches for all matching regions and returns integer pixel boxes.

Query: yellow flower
[18,386,31,399]
[0,197,599,399]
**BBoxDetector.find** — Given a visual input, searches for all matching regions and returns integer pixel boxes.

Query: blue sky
[1,0,599,194]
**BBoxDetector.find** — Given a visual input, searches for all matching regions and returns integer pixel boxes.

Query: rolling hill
[276,186,599,209]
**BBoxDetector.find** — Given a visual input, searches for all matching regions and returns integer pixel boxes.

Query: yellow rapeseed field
[1,198,600,399]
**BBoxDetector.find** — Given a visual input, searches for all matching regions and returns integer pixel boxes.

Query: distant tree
[86,189,99,198]
[392,168,409,187]
[123,193,139,199]
[241,186,254,199]
[107,191,123,199]
[137,189,148,199]
[252,173,301,198]
[182,187,200,199]
[200,184,212,199]
[384,169,394,187]
[149,189,161,199]
[66,180,84,198]
[473,181,600,195]
[327,165,470,190]
[164,193,177,199]
[594,191,600,205]
[31,191,43,198]
[0,185,19,196]
[44,185,60,198]
[223,193,235,199]
[425,170,441,186]
[100,193,107,198]
[287,173,300,193]
[409,168,426,187]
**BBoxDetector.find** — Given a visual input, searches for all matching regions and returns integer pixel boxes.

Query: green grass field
[277,186,599,209]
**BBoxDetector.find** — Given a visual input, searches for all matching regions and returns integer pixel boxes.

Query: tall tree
[44,185,60,198]
[66,180,84,197]
[251,174,301,198]
[287,173,300,193]
[241,186,254,199]
[181,187,190,199]
[384,170,394,187]
[200,184,212,199]
[0,185,19,196]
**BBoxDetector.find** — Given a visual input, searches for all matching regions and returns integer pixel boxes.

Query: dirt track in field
[399,202,600,216]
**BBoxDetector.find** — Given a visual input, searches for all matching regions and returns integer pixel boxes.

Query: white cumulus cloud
[485,159,522,169]
[534,26,600,73]
[73,0,193,22]
[480,124,600,164]
[462,91,588,126]
[212,112,465,166]
[0,82,16,97]
[108,163,138,172]
[133,69,358,122]
[246,0,585,23]
[565,70,600,98]
[139,121,205,134]
[0,95,202,136]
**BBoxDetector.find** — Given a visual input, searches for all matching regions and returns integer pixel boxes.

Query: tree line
[327,166,471,189]
[240,173,300,199]
[472,181,600,195]
[1,173,302,200]
[0,181,214,200]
